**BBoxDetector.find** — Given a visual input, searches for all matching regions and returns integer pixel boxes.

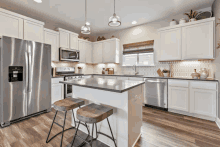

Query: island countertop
[59,77,145,93]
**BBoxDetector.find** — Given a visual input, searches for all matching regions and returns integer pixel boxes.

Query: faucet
[133,65,139,75]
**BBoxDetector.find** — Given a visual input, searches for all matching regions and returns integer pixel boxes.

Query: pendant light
[108,0,121,27]
[81,0,91,34]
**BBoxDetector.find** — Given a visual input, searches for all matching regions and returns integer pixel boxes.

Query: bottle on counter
[191,69,200,79]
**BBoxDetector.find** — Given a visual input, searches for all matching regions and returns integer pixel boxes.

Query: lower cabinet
[190,88,216,118]
[51,78,64,104]
[168,79,217,121]
[168,87,189,112]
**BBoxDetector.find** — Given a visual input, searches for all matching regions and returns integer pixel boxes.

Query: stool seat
[77,103,113,123]
[53,98,85,111]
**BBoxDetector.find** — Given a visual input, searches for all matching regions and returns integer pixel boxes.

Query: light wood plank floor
[0,107,220,147]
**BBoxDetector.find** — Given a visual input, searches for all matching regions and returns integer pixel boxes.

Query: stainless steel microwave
[59,48,80,62]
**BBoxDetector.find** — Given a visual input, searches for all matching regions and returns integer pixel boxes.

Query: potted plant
[162,69,170,77]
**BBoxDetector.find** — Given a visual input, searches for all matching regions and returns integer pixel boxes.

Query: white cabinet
[182,21,214,59]
[85,42,93,63]
[57,28,78,49]
[158,28,182,61]
[44,28,59,61]
[158,17,215,61]
[24,19,44,42]
[0,9,23,39]
[117,77,129,80]
[128,77,144,81]
[51,78,64,104]
[70,33,78,50]
[93,42,103,63]
[168,79,217,121]
[93,38,120,64]
[78,40,86,63]
[190,81,217,118]
[123,54,138,66]
[102,39,120,63]
[168,86,189,112]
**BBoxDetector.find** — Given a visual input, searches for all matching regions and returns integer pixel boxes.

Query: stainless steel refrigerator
[0,36,51,127]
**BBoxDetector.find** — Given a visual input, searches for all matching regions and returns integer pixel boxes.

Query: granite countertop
[59,77,145,93]
[84,74,218,82]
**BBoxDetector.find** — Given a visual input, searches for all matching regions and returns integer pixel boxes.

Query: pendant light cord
[114,0,115,14]
[85,0,87,23]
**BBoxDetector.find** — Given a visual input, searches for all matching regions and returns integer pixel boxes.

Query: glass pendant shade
[108,13,121,27]
[81,24,91,34]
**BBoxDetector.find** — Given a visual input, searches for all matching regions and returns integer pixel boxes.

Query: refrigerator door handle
[25,51,29,93]
[28,51,32,93]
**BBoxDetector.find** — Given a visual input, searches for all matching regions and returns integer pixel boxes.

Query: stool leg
[71,121,81,147]
[46,110,58,143]
[90,123,94,147]
[71,109,77,127]
[107,118,117,147]
[95,123,98,139]
[60,111,67,147]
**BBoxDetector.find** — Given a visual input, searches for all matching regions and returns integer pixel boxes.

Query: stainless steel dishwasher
[144,78,168,109]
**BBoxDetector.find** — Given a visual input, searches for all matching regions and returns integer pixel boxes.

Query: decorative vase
[179,18,186,24]
[191,69,200,79]
[170,19,177,26]
[200,68,209,79]
[163,73,169,77]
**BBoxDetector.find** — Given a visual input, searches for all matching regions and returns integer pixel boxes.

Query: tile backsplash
[52,60,215,78]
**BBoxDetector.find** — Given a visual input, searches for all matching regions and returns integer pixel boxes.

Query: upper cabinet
[93,42,103,63]
[23,19,44,42]
[44,28,59,62]
[0,8,23,39]
[159,28,182,61]
[103,39,120,63]
[182,21,214,59]
[158,17,215,61]
[93,38,120,64]
[57,28,78,49]
[78,39,92,63]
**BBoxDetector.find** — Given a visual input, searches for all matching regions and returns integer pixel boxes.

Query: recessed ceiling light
[34,0,42,3]
[86,22,90,25]
[132,21,137,24]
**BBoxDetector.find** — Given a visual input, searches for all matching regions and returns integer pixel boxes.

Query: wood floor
[0,107,220,147]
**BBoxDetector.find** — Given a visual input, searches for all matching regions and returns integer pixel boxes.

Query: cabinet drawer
[168,80,189,87]
[52,78,64,84]
[190,81,217,90]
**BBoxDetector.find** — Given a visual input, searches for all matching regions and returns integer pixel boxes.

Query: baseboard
[216,118,220,129]
[132,133,141,147]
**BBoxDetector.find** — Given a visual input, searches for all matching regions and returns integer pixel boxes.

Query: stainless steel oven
[144,78,168,109]
[60,48,79,62]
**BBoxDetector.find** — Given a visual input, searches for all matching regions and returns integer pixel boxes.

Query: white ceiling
[0,0,215,35]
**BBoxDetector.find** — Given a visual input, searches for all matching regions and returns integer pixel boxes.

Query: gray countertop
[59,77,145,93]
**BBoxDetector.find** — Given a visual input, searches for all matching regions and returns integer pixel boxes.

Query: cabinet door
[24,20,44,42]
[70,34,78,50]
[93,42,103,63]
[117,77,129,80]
[168,87,189,112]
[159,28,182,61]
[85,42,93,63]
[59,31,69,48]
[44,30,59,61]
[182,21,214,59]
[51,84,64,104]
[0,12,23,39]
[79,41,86,63]
[190,89,216,117]
[103,40,115,63]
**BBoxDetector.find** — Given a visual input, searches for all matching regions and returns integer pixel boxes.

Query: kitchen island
[60,77,145,147]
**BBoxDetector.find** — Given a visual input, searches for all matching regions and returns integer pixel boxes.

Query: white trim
[158,17,215,32]
[216,118,220,129]
[93,38,120,44]
[44,28,59,35]
[56,28,79,36]
[132,133,141,147]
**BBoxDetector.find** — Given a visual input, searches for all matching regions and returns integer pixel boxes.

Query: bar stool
[70,103,117,147]
[46,98,90,147]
